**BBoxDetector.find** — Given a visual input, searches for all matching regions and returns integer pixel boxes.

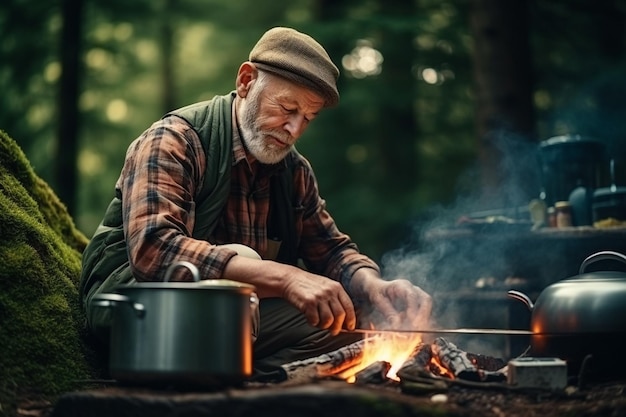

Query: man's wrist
[347,266,380,300]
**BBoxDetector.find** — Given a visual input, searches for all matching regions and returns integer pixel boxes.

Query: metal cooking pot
[591,160,626,224]
[538,134,607,207]
[508,251,626,378]
[592,187,626,223]
[92,261,258,388]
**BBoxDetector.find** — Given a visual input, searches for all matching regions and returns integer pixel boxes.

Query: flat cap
[249,27,340,107]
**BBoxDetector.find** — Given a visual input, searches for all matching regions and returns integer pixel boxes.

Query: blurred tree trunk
[56,0,84,216]
[373,1,418,195]
[315,0,418,196]
[598,0,626,63]
[468,0,536,205]
[160,0,176,113]
[590,0,626,180]
[314,0,352,87]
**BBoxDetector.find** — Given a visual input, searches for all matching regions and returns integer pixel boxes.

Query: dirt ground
[15,378,624,417]
[390,379,626,417]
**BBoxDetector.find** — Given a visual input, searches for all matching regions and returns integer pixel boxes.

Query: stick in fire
[280,337,380,381]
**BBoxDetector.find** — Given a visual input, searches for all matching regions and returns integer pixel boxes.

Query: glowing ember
[429,356,455,379]
[339,333,423,382]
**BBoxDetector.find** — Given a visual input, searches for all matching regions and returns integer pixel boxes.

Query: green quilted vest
[79,93,235,308]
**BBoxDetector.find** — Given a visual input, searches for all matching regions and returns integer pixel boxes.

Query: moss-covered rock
[0,130,97,415]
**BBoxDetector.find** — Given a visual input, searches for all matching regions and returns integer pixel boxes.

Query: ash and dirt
[246,377,626,417]
[37,378,626,417]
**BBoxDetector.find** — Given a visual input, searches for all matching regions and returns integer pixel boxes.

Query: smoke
[377,130,543,358]
[374,67,626,358]
[382,131,541,285]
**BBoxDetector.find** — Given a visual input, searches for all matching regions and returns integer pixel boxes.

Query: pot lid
[126,279,256,292]
[135,261,256,291]
[593,186,626,197]
[561,273,626,283]
[196,279,256,290]
[539,134,604,149]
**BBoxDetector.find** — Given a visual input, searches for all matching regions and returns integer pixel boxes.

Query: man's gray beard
[239,95,292,165]
[240,126,291,165]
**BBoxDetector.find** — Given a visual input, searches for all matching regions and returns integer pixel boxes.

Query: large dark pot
[538,134,607,207]
[92,261,258,388]
[508,251,626,379]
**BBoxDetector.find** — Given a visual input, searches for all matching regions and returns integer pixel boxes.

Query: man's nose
[284,114,306,138]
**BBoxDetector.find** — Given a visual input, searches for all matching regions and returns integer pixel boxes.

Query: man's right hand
[220,252,356,336]
[281,270,357,335]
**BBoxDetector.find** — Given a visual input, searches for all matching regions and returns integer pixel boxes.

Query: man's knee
[219,244,262,260]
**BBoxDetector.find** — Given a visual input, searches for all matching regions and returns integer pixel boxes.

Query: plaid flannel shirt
[117,107,379,291]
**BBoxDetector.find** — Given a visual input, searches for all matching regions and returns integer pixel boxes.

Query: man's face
[239,72,325,164]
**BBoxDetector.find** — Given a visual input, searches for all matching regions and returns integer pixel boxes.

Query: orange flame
[429,355,455,379]
[339,332,423,382]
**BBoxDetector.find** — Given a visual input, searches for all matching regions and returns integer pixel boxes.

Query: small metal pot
[508,251,626,378]
[592,186,626,223]
[592,159,626,224]
[92,261,258,388]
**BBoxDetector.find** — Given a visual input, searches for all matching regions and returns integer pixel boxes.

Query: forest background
[2,0,626,264]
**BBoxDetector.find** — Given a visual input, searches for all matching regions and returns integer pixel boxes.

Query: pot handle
[91,293,146,318]
[579,250,626,274]
[250,292,259,313]
[507,290,534,310]
[164,261,201,282]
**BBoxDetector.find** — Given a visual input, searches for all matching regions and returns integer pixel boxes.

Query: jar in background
[555,201,573,228]
[547,206,557,228]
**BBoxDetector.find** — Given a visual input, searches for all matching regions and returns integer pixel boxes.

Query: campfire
[279,334,510,389]
[337,333,424,382]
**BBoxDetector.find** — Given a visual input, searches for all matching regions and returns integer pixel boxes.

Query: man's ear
[236,62,258,98]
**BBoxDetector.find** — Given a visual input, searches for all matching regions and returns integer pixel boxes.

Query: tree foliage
[1,0,626,261]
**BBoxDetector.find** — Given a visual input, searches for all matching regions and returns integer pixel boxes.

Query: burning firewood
[396,341,455,380]
[279,335,507,387]
[430,338,477,379]
[431,338,506,382]
[396,337,507,387]
[396,342,434,379]
[353,360,392,385]
[280,337,378,381]
[396,342,452,393]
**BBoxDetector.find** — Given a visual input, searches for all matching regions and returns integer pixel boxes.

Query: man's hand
[219,249,356,335]
[365,279,433,330]
[281,270,357,335]
[349,269,433,331]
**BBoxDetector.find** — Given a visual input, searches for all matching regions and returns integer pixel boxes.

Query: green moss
[0,130,87,254]
[0,129,96,416]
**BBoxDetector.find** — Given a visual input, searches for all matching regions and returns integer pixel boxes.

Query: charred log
[431,338,506,382]
[396,342,433,380]
[431,337,476,380]
[466,351,508,372]
[397,342,451,392]
[280,338,372,381]
[354,361,391,385]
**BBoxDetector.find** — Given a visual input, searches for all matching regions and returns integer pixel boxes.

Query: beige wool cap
[249,27,340,107]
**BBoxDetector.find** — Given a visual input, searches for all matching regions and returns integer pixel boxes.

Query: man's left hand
[354,275,433,331]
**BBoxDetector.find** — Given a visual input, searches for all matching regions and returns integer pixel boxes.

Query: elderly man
[80,27,432,380]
